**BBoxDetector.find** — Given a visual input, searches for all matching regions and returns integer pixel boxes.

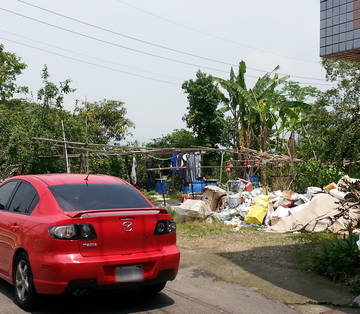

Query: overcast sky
[0,0,328,143]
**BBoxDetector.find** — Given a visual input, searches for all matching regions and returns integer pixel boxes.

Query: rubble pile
[173,176,360,234]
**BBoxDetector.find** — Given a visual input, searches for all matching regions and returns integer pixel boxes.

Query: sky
[0,0,329,143]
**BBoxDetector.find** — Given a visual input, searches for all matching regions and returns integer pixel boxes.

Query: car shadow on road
[0,278,175,313]
[218,242,355,306]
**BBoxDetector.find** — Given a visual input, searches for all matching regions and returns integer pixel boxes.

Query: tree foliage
[0,45,134,179]
[296,59,360,177]
[148,129,198,148]
[214,62,311,152]
[0,44,27,101]
[75,99,134,143]
[37,65,75,109]
[182,71,224,147]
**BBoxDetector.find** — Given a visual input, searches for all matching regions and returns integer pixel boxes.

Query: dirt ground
[177,227,359,314]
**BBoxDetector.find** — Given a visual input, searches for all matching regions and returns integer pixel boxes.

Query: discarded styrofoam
[270,206,291,225]
[306,187,323,201]
[329,188,349,200]
[175,199,212,223]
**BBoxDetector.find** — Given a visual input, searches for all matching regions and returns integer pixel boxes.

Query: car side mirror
[0,203,5,210]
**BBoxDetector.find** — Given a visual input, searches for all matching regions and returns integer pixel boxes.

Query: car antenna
[84,173,90,186]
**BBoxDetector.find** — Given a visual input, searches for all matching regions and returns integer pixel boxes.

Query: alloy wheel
[15,260,30,302]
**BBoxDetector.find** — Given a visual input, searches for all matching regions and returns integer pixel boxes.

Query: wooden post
[219,152,224,184]
[61,120,71,173]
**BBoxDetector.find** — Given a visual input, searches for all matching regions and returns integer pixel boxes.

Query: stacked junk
[173,176,360,234]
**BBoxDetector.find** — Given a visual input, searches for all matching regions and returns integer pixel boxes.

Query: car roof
[10,174,127,186]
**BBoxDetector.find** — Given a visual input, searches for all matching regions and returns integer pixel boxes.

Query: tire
[13,252,38,311]
[140,282,166,295]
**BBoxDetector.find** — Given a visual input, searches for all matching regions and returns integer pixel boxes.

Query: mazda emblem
[122,221,133,232]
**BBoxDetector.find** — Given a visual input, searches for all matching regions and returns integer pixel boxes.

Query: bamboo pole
[61,120,71,173]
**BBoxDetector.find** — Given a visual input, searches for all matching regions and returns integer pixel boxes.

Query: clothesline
[146,165,257,171]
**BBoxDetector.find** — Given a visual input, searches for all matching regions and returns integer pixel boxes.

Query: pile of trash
[173,176,360,234]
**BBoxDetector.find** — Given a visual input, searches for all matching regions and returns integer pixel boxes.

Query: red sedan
[0,174,180,310]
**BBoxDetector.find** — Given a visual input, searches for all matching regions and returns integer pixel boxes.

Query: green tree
[75,99,134,143]
[182,71,224,147]
[148,129,198,148]
[295,59,360,177]
[0,44,28,101]
[37,65,75,109]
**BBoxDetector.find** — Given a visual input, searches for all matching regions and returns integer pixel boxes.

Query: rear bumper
[31,247,180,294]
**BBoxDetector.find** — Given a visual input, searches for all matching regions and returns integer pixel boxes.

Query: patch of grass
[178,221,234,238]
[288,231,338,244]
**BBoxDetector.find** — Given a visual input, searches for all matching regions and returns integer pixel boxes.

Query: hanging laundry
[146,158,156,191]
[171,153,180,173]
[131,156,137,185]
[194,152,202,179]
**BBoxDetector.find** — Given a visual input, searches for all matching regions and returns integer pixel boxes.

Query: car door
[0,180,19,275]
[3,181,39,276]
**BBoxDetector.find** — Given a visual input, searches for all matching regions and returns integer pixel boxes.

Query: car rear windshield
[49,183,152,211]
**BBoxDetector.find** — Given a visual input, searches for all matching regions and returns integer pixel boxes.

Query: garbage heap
[173,176,360,234]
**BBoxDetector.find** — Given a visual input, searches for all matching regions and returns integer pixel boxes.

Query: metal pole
[61,120,71,173]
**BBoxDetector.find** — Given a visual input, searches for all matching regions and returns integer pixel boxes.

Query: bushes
[311,234,359,281]
[293,160,345,193]
[298,233,360,293]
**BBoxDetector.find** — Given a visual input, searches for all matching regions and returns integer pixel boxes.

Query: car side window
[8,181,39,215]
[0,181,18,210]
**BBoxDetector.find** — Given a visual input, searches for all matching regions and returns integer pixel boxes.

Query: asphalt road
[0,266,297,314]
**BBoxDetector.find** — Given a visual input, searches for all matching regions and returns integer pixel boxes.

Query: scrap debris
[172,175,360,234]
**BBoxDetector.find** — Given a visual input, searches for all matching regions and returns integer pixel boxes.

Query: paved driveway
[0,267,296,314]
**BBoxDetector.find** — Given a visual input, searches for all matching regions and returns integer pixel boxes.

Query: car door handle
[10,224,20,232]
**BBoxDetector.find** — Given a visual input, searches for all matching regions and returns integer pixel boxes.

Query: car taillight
[155,220,176,235]
[49,224,97,240]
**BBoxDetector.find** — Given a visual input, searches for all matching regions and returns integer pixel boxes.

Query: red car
[0,174,180,310]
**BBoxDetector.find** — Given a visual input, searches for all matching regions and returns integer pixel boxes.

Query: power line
[114,0,321,65]
[0,28,182,80]
[18,0,236,68]
[0,36,178,85]
[0,7,229,74]
[0,9,334,87]
[17,0,328,82]
[0,31,333,88]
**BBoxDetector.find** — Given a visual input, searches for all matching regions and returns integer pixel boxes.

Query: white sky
[0,0,328,143]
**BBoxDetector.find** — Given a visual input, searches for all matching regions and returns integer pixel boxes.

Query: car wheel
[140,282,166,295]
[13,252,38,310]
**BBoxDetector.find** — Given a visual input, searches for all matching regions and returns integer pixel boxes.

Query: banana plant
[214,61,311,153]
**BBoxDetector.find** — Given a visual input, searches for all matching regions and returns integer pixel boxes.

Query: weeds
[295,232,360,294]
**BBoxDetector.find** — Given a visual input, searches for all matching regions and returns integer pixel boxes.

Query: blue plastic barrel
[155,180,168,194]
[189,180,205,193]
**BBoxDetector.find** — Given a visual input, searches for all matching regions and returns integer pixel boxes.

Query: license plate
[115,265,144,282]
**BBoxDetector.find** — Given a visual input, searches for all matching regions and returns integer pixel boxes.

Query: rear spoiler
[65,208,168,218]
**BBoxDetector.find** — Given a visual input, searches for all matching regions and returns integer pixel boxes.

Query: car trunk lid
[76,209,161,257]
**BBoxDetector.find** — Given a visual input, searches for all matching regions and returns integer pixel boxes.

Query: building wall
[320,0,360,61]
